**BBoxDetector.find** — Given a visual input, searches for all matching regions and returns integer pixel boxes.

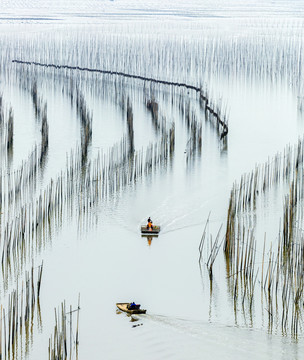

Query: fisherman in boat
[128,302,140,310]
[129,302,137,309]
[147,217,153,230]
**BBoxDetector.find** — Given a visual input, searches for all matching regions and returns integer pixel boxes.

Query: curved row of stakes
[12,59,228,140]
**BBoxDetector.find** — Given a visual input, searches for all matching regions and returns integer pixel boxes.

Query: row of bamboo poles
[0,19,301,349]
[48,295,80,360]
[147,95,204,164]
[0,95,14,170]
[198,135,304,338]
[0,49,227,354]
[0,52,225,359]
[0,82,49,219]
[0,58,210,294]
[146,96,175,154]
[0,23,301,93]
[0,79,79,359]
[0,89,177,282]
[200,215,304,337]
[73,89,92,167]
[31,81,49,167]
[183,103,203,161]
[12,60,229,140]
[0,262,43,359]
[225,139,304,253]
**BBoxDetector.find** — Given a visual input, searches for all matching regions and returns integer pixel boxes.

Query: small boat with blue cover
[116,302,147,314]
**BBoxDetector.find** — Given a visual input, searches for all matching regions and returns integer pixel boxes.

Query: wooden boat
[141,225,160,235]
[116,303,147,314]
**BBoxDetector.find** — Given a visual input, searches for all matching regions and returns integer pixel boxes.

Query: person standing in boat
[147,217,153,230]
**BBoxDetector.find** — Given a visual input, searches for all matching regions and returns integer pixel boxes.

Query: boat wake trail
[144,313,210,338]
[139,313,304,360]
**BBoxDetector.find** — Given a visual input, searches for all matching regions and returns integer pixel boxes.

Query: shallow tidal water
[1,1,304,359]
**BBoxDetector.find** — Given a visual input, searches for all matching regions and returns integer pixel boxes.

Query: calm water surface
[1,1,304,359]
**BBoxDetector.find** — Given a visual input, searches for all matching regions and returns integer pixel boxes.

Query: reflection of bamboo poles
[224,139,304,270]
[198,215,223,280]
[31,81,38,116]
[49,296,80,360]
[146,98,159,127]
[11,38,304,338]
[206,225,222,280]
[0,108,176,280]
[6,108,13,152]
[222,135,304,337]
[40,104,49,167]
[76,294,80,353]
[30,80,49,175]
[127,99,134,154]
[73,89,92,167]
[0,86,49,215]
[181,103,203,162]
[224,139,304,225]
[12,60,229,140]
[0,262,43,359]
[5,22,302,92]
[0,100,14,171]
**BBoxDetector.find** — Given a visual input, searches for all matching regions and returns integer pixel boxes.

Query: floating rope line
[12,59,228,139]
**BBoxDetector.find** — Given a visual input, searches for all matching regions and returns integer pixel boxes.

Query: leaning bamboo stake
[37,261,43,297]
[76,294,80,347]
[198,213,210,262]
[261,234,266,290]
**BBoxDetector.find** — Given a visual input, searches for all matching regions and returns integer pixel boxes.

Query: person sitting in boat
[147,217,153,230]
[129,302,136,309]
[129,302,140,310]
